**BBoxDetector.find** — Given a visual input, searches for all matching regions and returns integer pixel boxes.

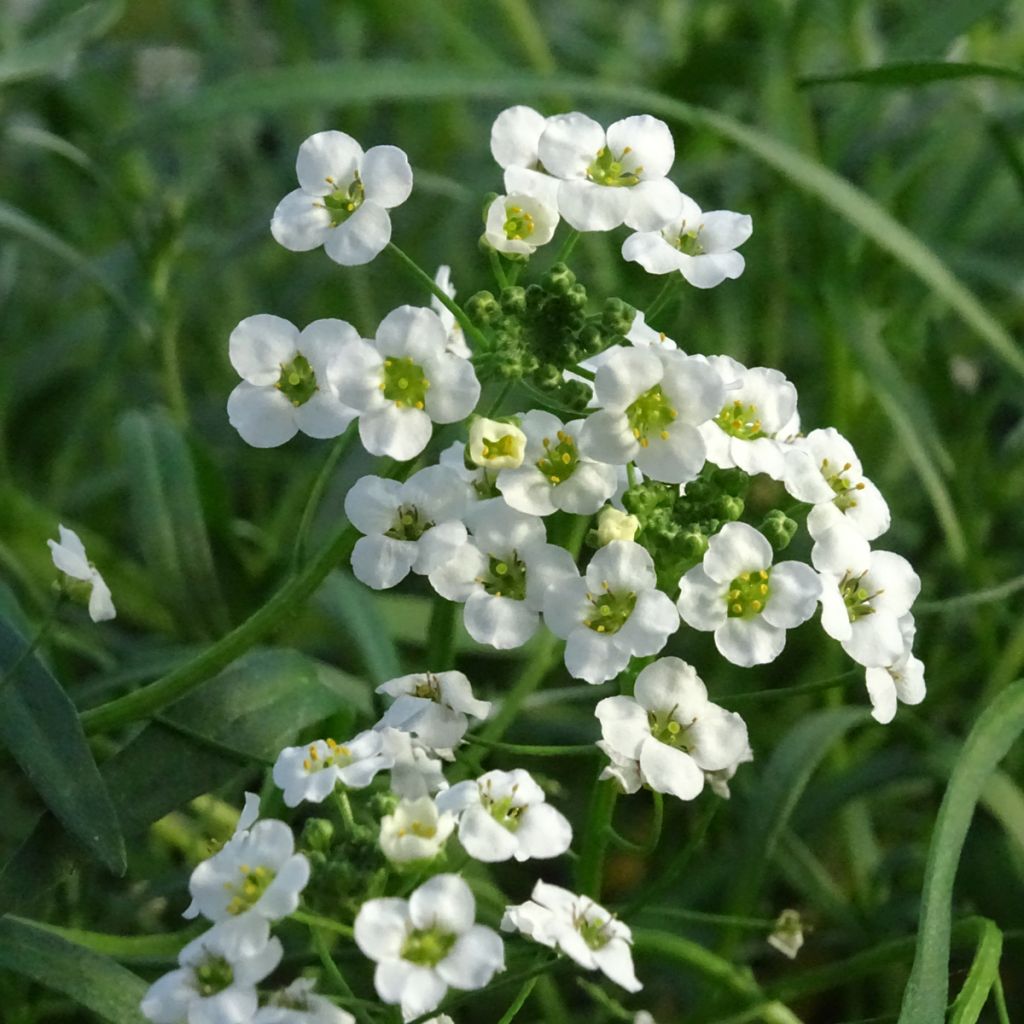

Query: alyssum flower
[254,979,354,1024]
[375,670,491,753]
[490,104,560,207]
[864,614,926,724]
[484,192,559,255]
[273,731,393,807]
[48,524,115,622]
[379,795,456,864]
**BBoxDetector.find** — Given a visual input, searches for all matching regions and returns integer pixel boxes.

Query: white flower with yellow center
[272,731,393,807]
[864,614,926,724]
[338,305,481,460]
[376,670,491,754]
[468,417,528,471]
[227,315,358,448]
[380,795,456,864]
[254,979,354,1024]
[271,130,412,266]
[484,193,559,254]
[47,524,115,622]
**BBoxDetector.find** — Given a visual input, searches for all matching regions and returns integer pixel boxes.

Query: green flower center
[480,553,528,601]
[225,863,275,916]
[412,673,442,701]
[626,384,677,448]
[503,204,536,240]
[583,585,637,634]
[321,173,365,226]
[385,504,435,542]
[401,927,457,967]
[726,569,771,618]
[481,434,520,462]
[481,788,525,832]
[647,707,694,750]
[587,146,642,187]
[276,354,318,406]
[381,356,430,410]
[715,400,763,441]
[839,571,879,622]
[820,458,866,512]
[195,956,234,997]
[536,430,579,484]
[576,912,614,951]
[675,227,704,256]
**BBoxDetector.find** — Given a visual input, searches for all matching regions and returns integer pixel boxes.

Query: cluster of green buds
[299,815,389,920]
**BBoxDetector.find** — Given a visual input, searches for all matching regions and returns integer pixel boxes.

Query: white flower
[864,615,926,724]
[490,105,561,207]
[431,266,471,358]
[697,355,798,481]
[438,439,499,501]
[579,347,723,485]
[783,427,891,542]
[705,741,754,799]
[622,193,752,289]
[498,410,618,516]
[380,795,456,864]
[598,740,642,795]
[376,670,491,753]
[468,417,528,470]
[273,732,393,808]
[428,501,577,650]
[141,928,282,1024]
[595,657,750,801]
[627,310,678,350]
[227,315,358,448]
[677,522,820,667]
[344,466,473,590]
[812,523,921,670]
[437,768,572,863]
[767,909,805,960]
[48,524,115,622]
[254,979,354,1024]
[484,193,559,254]
[538,113,682,232]
[502,880,642,992]
[379,727,449,798]
[595,505,640,545]
[337,305,481,460]
[354,873,504,1021]
[271,130,412,266]
[543,540,679,684]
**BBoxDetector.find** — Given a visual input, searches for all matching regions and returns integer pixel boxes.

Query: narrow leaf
[949,918,1003,1024]
[799,61,1024,88]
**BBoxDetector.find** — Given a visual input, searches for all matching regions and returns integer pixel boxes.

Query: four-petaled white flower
[468,417,528,471]
[864,614,926,724]
[141,928,283,1024]
[595,657,750,801]
[271,130,412,266]
[490,105,560,207]
[227,315,358,448]
[622,193,752,289]
[436,768,572,863]
[380,728,450,799]
[48,524,115,622]
[484,193,559,254]
[380,795,456,864]
[784,427,891,541]
[677,522,820,667]
[428,501,577,650]
[538,113,682,232]
[498,410,619,516]
[354,873,504,1021]
[580,347,724,485]
[344,465,473,590]
[431,266,471,358]
[376,670,491,753]
[273,732,393,808]
[543,540,680,684]
[502,880,642,992]
[337,305,481,460]
[254,979,354,1024]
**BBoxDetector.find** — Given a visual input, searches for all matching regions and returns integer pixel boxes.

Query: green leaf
[118,409,230,638]
[948,918,1003,1024]
[799,61,1024,89]
[0,915,147,1024]
[0,617,126,875]
[898,680,1024,1023]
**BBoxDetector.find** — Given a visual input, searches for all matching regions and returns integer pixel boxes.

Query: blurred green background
[1,0,1024,1021]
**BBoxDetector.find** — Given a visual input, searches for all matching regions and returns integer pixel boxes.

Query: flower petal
[423,352,481,423]
[229,314,299,385]
[296,131,362,195]
[761,561,821,630]
[463,591,538,649]
[639,740,704,800]
[491,105,547,168]
[359,404,432,460]
[621,230,684,275]
[361,145,413,208]
[227,383,297,448]
[677,565,728,630]
[270,189,332,252]
[715,616,786,667]
[564,627,630,684]
[323,202,391,266]
[557,178,631,231]
[538,112,605,178]
[703,522,773,582]
[351,534,417,590]
[607,114,675,179]
[625,178,684,231]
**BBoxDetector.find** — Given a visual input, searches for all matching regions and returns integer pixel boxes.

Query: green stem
[576,780,617,898]
[643,276,679,322]
[625,462,638,489]
[0,595,62,698]
[555,229,581,264]
[497,0,557,74]
[388,242,490,352]
[465,736,600,757]
[572,364,596,381]
[334,790,358,833]
[635,907,778,930]
[426,598,459,669]
[308,926,374,1024]
[993,971,1010,1024]
[293,908,354,939]
[159,310,189,426]
[496,977,539,1024]
[723,670,858,706]
[606,790,663,854]
[489,249,510,290]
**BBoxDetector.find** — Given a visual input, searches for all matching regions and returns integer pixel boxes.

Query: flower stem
[626,462,638,489]
[555,229,581,264]
[489,249,510,290]
[496,976,539,1024]
[465,736,600,757]
[576,779,617,898]
[723,669,858,705]
[0,595,62,699]
[334,790,358,833]
[308,925,375,1024]
[644,276,680,322]
[293,908,354,939]
[426,598,459,669]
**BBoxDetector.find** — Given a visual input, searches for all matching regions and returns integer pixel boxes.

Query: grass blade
[948,918,1003,1024]
[799,61,1024,88]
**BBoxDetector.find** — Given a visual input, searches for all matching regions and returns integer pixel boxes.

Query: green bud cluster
[760,508,798,551]
[300,814,387,919]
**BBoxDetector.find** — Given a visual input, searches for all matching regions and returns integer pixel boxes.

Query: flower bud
[466,290,501,325]
[595,506,640,546]
[500,285,527,316]
[542,261,576,295]
[761,509,797,550]
[468,417,527,470]
[602,296,636,335]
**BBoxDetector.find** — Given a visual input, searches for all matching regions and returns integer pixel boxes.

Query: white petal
[565,627,630,684]
[715,617,786,667]
[594,347,663,410]
[783,447,835,504]
[498,466,558,516]
[621,230,685,275]
[296,131,363,194]
[679,251,745,289]
[558,178,631,232]
[703,522,773,582]
[553,460,618,514]
[227,383,297,448]
[634,421,705,484]
[843,614,906,668]
[514,803,573,860]
[87,573,116,622]
[865,668,898,724]
[293,391,357,438]
[677,565,728,630]
[410,873,475,934]
[48,529,90,580]
[895,656,927,706]
[819,577,853,642]
[578,410,638,466]
[504,165,562,207]
[732,436,786,480]
[538,112,605,178]
[762,561,821,629]
[699,211,753,253]
[586,540,656,592]
[359,404,432,460]
[869,551,921,618]
[333,337,384,411]
[595,695,650,759]
[491,105,547,168]
[523,544,579,610]
[463,591,537,649]
[437,926,505,990]
[592,938,643,993]
[615,589,679,656]
[542,576,589,639]
[458,806,520,862]
[625,178,684,231]
[429,543,486,602]
[688,705,749,772]
[351,535,417,590]
[298,317,363,385]
[270,189,332,252]
[377,961,446,1019]
[354,898,409,961]
[229,314,299,385]
[607,114,675,179]
[423,353,481,423]
[412,520,469,574]
[633,657,707,717]
[639,740,704,800]
[344,475,403,533]
[376,305,448,362]
[361,145,413,208]
[323,202,391,266]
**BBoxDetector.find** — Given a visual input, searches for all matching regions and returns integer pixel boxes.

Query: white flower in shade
[380,728,449,799]
[468,417,528,471]
[271,130,412,266]
[431,266,471,359]
[579,347,723,485]
[490,105,561,207]
[484,193,559,254]
[438,439,499,501]
[428,502,577,650]
[227,315,358,448]
[595,657,750,801]
[622,193,752,289]
[376,671,491,753]
[697,355,798,481]
[337,305,481,460]
[595,505,640,546]
[141,928,282,1024]
[767,909,805,960]
[677,522,820,667]
[273,731,393,807]
[812,523,921,670]
[598,740,642,795]
[543,540,680,684]
[538,113,682,232]
[437,768,572,863]
[354,873,504,1021]
[502,881,642,992]
[380,795,456,864]
[254,979,354,1024]
[628,310,678,350]
[498,410,618,516]
[864,614,926,724]
[344,465,473,590]
[705,741,754,799]
[48,524,115,622]
[783,428,891,542]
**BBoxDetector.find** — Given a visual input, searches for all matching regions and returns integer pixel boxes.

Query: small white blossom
[468,417,528,470]
[490,105,561,207]
[595,657,750,801]
[677,522,820,667]
[580,346,724,485]
[337,306,481,460]
[254,979,354,1024]
[543,540,680,684]
[485,193,559,254]
[48,524,115,622]
[502,881,642,992]
[431,266,471,358]
[271,130,412,266]
[622,193,752,289]
[345,465,473,590]
[436,768,572,863]
[380,795,456,864]
[273,732,393,808]
[354,874,504,1021]
[767,909,805,960]
[598,740,642,794]
[705,741,754,799]
[376,670,491,753]
[379,727,449,798]
[595,505,640,545]
[864,614,926,724]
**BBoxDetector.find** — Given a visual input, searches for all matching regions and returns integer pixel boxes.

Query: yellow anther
[660,430,669,440]
[751,600,762,612]
[731,603,743,615]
